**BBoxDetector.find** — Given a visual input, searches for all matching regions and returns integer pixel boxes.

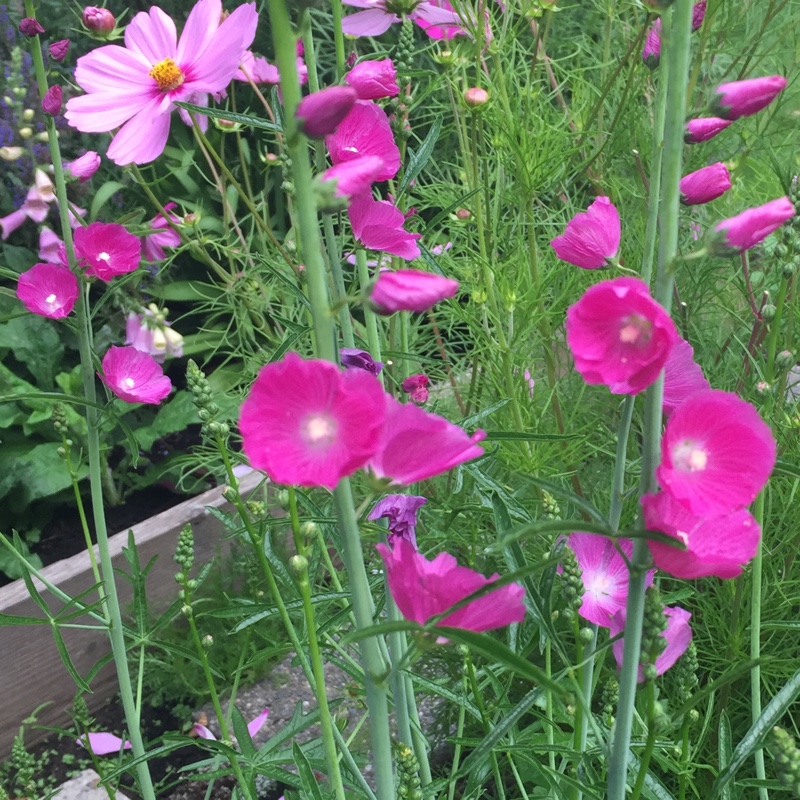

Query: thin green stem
[630,682,657,800]
[356,250,384,378]
[330,0,346,79]
[466,655,506,800]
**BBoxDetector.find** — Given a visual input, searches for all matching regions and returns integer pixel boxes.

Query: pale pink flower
[642,491,761,579]
[239,353,386,490]
[345,59,399,100]
[77,732,132,755]
[370,269,458,312]
[64,150,101,182]
[194,708,268,741]
[65,0,258,165]
[0,170,55,239]
[341,0,460,37]
[656,390,776,516]
[99,346,172,404]
[711,197,795,255]
[377,539,525,632]
[296,86,358,139]
[680,162,731,206]
[326,100,400,183]
[611,606,692,682]
[550,197,621,269]
[369,395,485,485]
[349,195,422,261]
[565,277,678,395]
[684,117,734,144]
[126,309,184,362]
[369,494,427,549]
[74,221,141,281]
[142,202,181,262]
[662,338,709,416]
[712,75,787,121]
[16,263,79,319]
[401,373,430,404]
[235,51,279,84]
[38,227,64,263]
[319,156,386,201]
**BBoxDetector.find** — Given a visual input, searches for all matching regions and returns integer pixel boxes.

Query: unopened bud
[19,127,33,140]
[776,350,795,371]
[19,18,45,37]
[222,485,237,502]
[82,6,116,34]
[202,634,214,649]
[301,521,319,541]
[49,39,70,62]
[22,108,35,121]
[463,87,490,108]
[290,554,309,575]
[42,85,63,116]
[455,208,471,220]
[0,146,25,161]
[762,303,777,322]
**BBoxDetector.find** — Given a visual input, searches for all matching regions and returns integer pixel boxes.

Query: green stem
[466,654,506,800]
[330,0,346,79]
[630,682,657,800]
[357,250,385,376]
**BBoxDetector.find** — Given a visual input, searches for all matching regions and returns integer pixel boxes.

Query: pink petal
[124,6,178,63]
[247,708,269,738]
[176,0,222,64]
[193,723,216,740]
[66,89,154,132]
[342,8,398,36]
[77,732,133,755]
[73,45,154,94]
[107,99,173,166]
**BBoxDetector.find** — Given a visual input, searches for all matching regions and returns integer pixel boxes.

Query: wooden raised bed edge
[0,470,265,756]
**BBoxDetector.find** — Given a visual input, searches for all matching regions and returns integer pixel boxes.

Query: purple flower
[711,197,796,255]
[296,86,358,139]
[340,347,383,376]
[49,39,70,62]
[401,373,429,404]
[642,19,661,69]
[679,162,732,206]
[42,85,63,116]
[550,196,621,269]
[692,1,707,30]
[369,494,427,548]
[19,18,45,36]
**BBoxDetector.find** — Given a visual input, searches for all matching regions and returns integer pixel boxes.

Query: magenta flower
[142,202,181,262]
[369,396,485,485]
[65,0,258,165]
[349,196,422,261]
[296,86,358,139]
[345,59,399,100]
[326,101,401,183]
[684,117,734,144]
[712,75,787,120]
[42,85,63,116]
[679,162,732,206]
[692,1,707,30]
[642,491,761,579]
[377,539,525,633]
[369,495,427,549]
[340,347,383,376]
[370,269,457,313]
[64,151,101,182]
[642,19,661,68]
[49,39,70,62]
[550,197,621,269]
[99,346,172,404]
[662,337,709,416]
[656,390,776,516]
[402,373,430,404]
[711,197,796,255]
[611,606,692,682]
[74,222,141,281]
[566,277,678,395]
[16,263,79,319]
[341,0,459,37]
[319,156,386,201]
[414,0,466,39]
[567,534,653,627]
[77,732,132,755]
[19,18,44,36]
[82,6,116,33]
[239,353,386,490]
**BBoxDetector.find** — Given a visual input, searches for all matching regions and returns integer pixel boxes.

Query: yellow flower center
[149,58,185,92]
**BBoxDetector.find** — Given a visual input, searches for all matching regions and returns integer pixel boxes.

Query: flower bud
[19,18,45,37]
[0,146,25,161]
[642,20,662,69]
[684,117,733,144]
[679,162,732,206]
[19,127,33,140]
[456,208,471,220]
[710,197,796,256]
[464,87,490,108]
[42,85,63,116]
[82,6,116,34]
[711,75,787,121]
[202,634,214,649]
[290,554,309,575]
[296,86,358,139]
[776,351,795,371]
[49,39,70,62]
[762,304,777,322]
[22,108,35,121]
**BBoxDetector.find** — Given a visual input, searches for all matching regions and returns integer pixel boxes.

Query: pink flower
[684,117,734,144]
[49,39,70,62]
[319,156,386,201]
[662,338,709,416]
[414,0,466,39]
[565,277,678,395]
[296,86,358,139]
[711,197,796,255]
[142,202,181,262]
[42,85,63,116]
[0,170,55,239]
[642,19,661,68]
[239,353,386,490]
[345,59,399,100]
[19,17,44,36]
[16,263,79,319]
[64,151,101,182]
[369,395,485,485]
[369,494,427,548]
[712,75,787,120]
[126,308,184,362]
[567,533,653,627]
[611,606,692,682]
[402,373,430,404]
[642,491,761,579]
[656,389,776,516]
[99,346,172,404]
[340,347,383,376]
[692,1,707,30]
[194,708,269,741]
[74,221,141,281]
[65,0,258,165]
[326,101,401,183]
[550,197,621,269]
[77,732,132,755]
[341,0,460,37]
[235,51,280,84]
[370,269,458,313]
[349,195,422,261]
[38,227,65,263]
[377,539,525,632]
[680,162,731,206]
[82,6,116,34]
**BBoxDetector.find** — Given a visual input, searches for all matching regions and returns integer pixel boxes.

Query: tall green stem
[607,3,692,797]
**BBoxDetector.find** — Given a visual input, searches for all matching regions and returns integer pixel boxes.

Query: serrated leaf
[293,741,324,800]
[397,117,442,198]
[175,101,281,132]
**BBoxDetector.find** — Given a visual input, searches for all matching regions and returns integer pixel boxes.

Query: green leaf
[231,704,257,762]
[0,314,64,387]
[292,741,324,800]
[51,622,92,692]
[174,101,282,132]
[484,430,581,441]
[134,391,199,451]
[397,117,442,198]
[89,181,126,222]
[719,711,734,800]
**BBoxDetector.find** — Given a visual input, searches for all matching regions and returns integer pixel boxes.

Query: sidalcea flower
[642,19,662,69]
[611,606,692,682]
[340,347,383,376]
[194,708,269,741]
[642,491,761,579]
[99,346,172,404]
[74,221,141,281]
[692,1,707,30]
[684,116,734,144]
[19,18,45,36]
[369,494,427,548]
[239,353,386,490]
[370,269,458,313]
[377,539,525,633]
[126,306,184,362]
[66,0,258,165]
[64,151,101,182]
[711,197,795,255]
[656,389,776,516]
[82,6,116,34]
[662,337,709,416]
[402,373,430,404]
[49,39,70,62]
[345,59,399,100]
[326,101,401,183]
[567,533,653,627]
[341,0,460,37]
[712,75,787,121]
[78,732,132,755]
[42,85,62,116]
[142,202,181,262]
[680,162,731,206]
[319,156,386,203]
[296,86,358,139]
[550,196,621,269]
[565,277,678,395]
[16,263,79,319]
[349,195,421,261]
[369,395,485,485]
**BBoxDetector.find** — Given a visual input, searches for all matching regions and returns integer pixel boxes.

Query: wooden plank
[0,470,265,755]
